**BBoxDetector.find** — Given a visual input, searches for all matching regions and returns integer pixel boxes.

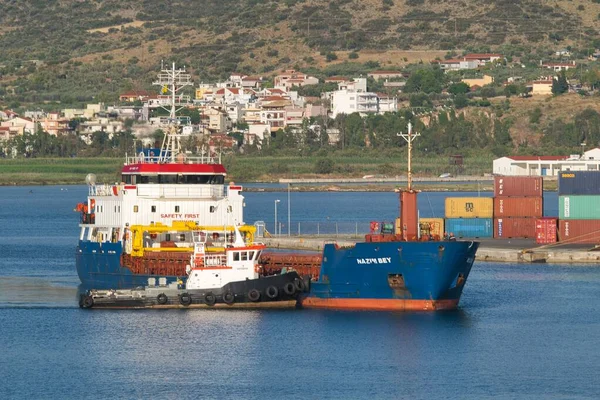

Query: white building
[331,90,378,118]
[493,148,600,176]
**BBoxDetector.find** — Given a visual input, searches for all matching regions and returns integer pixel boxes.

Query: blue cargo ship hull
[301,240,479,311]
[76,241,181,289]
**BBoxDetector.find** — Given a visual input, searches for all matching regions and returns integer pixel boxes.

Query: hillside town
[1,51,598,157]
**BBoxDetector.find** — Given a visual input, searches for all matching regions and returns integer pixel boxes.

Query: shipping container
[558,171,600,196]
[445,218,493,238]
[445,197,493,219]
[536,218,557,244]
[493,196,543,218]
[494,176,543,197]
[559,195,600,219]
[558,220,600,244]
[394,218,402,235]
[493,217,536,239]
[419,218,444,239]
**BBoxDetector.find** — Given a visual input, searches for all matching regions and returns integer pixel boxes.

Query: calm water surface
[0,185,597,400]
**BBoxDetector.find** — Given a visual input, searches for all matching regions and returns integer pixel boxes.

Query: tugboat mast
[153,62,193,162]
[398,122,420,191]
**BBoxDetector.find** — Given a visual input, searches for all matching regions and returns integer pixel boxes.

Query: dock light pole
[274,199,280,236]
[287,183,291,236]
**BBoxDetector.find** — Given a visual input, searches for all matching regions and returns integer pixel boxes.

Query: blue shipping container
[445,218,493,238]
[558,171,600,195]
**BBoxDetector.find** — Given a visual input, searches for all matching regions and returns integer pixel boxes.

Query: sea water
[0,185,598,400]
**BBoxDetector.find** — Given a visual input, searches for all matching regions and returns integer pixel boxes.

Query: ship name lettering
[356,257,391,264]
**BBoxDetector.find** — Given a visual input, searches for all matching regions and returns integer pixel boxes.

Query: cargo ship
[295,123,480,311]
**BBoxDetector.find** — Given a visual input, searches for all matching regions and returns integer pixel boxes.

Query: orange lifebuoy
[112,186,119,196]
[195,256,204,267]
[90,199,96,211]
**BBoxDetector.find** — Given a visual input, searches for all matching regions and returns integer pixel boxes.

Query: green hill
[1,0,599,106]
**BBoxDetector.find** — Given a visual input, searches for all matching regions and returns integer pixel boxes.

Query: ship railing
[136,185,224,199]
[125,154,222,165]
[262,221,376,238]
[90,184,117,196]
[202,254,227,267]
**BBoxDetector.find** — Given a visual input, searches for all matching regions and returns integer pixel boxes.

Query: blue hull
[76,241,180,289]
[302,240,479,310]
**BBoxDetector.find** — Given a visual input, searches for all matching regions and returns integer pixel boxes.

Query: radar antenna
[397,122,420,191]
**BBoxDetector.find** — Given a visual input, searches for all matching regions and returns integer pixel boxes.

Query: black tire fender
[204,292,216,306]
[248,289,261,302]
[294,278,306,292]
[266,286,279,299]
[222,292,235,305]
[82,295,94,309]
[157,293,168,305]
[179,293,192,306]
[283,282,296,296]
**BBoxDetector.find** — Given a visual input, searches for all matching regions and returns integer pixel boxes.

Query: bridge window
[134,205,138,213]
[175,206,180,213]
[151,206,156,213]
[210,206,216,213]
[233,252,240,261]
[241,251,248,261]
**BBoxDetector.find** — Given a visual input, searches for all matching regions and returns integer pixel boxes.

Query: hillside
[0,0,599,104]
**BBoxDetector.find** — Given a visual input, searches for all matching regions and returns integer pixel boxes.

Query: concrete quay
[263,237,600,264]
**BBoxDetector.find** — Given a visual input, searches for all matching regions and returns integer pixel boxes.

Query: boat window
[134,205,138,213]
[175,206,180,212]
[151,206,156,213]
[166,234,171,242]
[210,206,215,213]
[227,205,232,213]
[159,175,177,184]
[233,252,240,261]
[248,251,255,260]
[122,175,132,184]
[241,252,248,261]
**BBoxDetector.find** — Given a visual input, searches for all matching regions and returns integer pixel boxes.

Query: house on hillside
[541,61,576,72]
[367,70,404,81]
[274,70,318,89]
[119,90,153,102]
[463,53,503,64]
[531,80,553,96]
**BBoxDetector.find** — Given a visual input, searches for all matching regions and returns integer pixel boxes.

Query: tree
[314,158,334,174]
[448,82,469,95]
[552,71,568,95]
[404,68,445,93]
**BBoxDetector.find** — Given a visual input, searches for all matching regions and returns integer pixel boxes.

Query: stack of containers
[493,176,543,239]
[558,171,600,244]
[445,197,493,238]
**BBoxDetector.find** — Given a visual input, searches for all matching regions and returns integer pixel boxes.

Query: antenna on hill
[398,122,420,191]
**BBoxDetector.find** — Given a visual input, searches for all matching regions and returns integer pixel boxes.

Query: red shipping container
[493,217,536,238]
[494,196,543,218]
[558,220,600,244]
[494,176,543,197]
[535,218,557,244]
[400,190,418,241]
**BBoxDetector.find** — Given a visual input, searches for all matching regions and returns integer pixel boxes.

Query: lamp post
[274,199,280,236]
[287,183,291,236]
[581,142,586,159]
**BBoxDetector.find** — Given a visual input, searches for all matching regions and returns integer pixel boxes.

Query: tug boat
[79,227,309,309]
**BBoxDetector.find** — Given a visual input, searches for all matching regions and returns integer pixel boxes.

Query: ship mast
[398,122,420,191]
[153,62,193,162]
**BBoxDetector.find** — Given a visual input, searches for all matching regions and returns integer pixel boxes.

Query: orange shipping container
[445,197,493,218]
[536,218,557,244]
[493,217,536,239]
[494,176,543,197]
[419,218,444,239]
[558,220,600,244]
[494,196,543,218]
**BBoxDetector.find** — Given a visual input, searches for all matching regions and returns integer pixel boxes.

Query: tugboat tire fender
[248,289,261,302]
[283,282,296,296]
[222,292,235,305]
[266,286,279,299]
[294,278,306,292]
[204,292,216,306]
[82,295,94,309]
[179,293,192,306]
[157,293,168,305]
